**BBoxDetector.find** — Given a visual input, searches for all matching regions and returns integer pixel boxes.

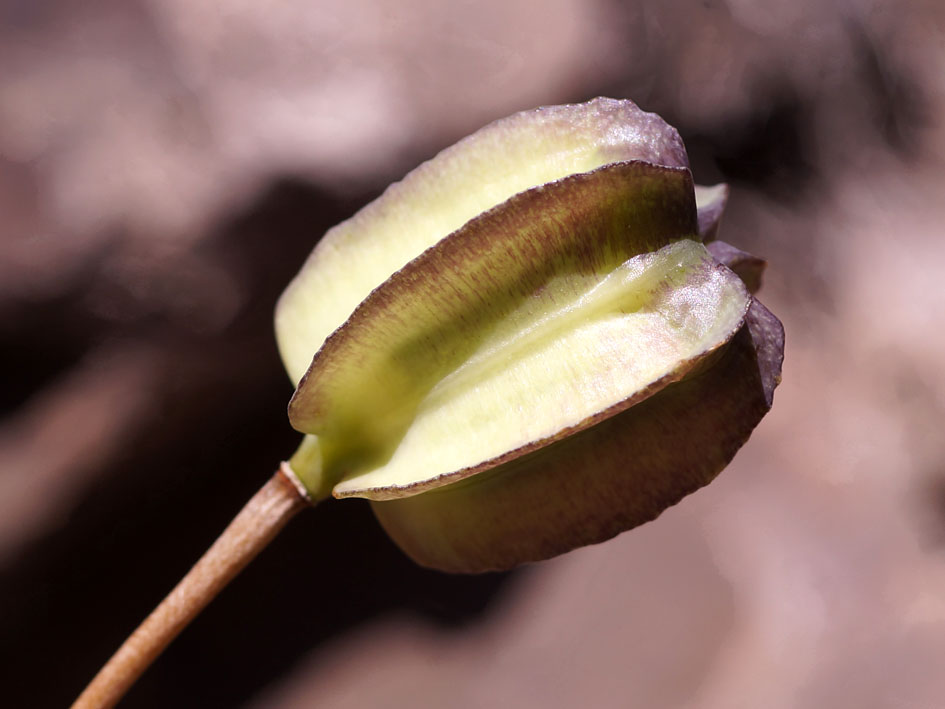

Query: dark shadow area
[704,85,817,203]
[0,176,518,709]
[0,252,109,417]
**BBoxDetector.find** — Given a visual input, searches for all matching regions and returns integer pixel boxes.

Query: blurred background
[2,0,945,707]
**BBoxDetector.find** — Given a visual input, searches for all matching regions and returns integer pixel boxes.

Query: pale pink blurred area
[3,1,945,707]
[0,0,623,287]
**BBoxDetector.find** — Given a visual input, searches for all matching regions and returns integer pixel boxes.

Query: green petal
[370,298,784,572]
[275,98,689,385]
[288,162,750,499]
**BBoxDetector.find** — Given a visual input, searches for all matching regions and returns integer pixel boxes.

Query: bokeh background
[3,1,945,707]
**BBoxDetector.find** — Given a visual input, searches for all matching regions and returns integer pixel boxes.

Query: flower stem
[72,465,311,709]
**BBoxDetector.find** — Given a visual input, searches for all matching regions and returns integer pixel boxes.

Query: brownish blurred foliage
[2,1,945,707]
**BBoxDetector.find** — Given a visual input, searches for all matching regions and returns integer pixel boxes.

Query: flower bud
[276,98,783,572]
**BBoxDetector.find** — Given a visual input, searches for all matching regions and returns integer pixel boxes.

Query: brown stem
[72,466,311,709]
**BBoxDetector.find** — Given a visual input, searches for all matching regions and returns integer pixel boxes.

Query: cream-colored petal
[275,98,688,385]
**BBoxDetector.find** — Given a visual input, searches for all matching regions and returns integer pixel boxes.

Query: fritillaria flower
[74,98,783,708]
